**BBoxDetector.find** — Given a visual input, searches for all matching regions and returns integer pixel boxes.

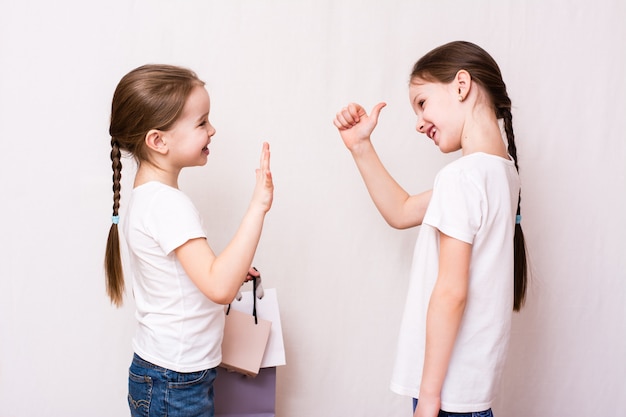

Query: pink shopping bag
[220,277,271,377]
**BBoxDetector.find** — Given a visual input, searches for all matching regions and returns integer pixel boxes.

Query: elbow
[446,291,467,312]
[386,219,404,229]
[441,283,468,307]
[450,292,467,311]
[205,287,239,305]
[385,217,412,230]
[432,285,468,313]
[383,209,424,230]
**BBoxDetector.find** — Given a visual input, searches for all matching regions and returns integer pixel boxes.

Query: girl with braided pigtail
[104,64,273,417]
[334,41,528,417]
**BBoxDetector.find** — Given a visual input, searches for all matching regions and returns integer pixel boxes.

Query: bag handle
[226,271,263,325]
[251,276,259,324]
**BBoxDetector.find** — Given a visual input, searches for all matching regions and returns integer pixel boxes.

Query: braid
[501,107,519,172]
[105,138,125,307]
[111,138,122,216]
[501,107,528,311]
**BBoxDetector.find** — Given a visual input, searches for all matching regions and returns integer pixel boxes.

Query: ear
[455,69,472,101]
[145,129,168,155]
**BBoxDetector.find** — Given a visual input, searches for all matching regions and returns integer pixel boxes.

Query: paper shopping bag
[220,277,271,377]
[214,366,277,417]
[220,308,271,377]
[226,288,285,368]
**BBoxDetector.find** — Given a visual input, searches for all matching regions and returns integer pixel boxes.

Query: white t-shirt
[122,181,224,373]
[390,153,520,412]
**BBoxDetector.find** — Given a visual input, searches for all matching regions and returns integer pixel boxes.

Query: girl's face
[163,85,216,169]
[409,79,464,153]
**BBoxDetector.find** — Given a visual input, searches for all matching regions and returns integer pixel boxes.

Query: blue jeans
[413,398,493,417]
[128,354,217,417]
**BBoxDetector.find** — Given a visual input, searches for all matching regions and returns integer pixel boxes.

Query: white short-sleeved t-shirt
[390,153,520,412]
[122,181,224,373]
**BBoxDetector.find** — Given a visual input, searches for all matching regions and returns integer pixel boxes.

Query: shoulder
[434,156,480,190]
[436,153,514,187]
[133,182,199,218]
[135,182,193,204]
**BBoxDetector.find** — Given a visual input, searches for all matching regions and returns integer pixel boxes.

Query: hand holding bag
[220,277,271,377]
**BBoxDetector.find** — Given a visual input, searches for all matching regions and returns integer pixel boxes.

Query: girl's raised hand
[333,102,386,152]
[251,142,273,214]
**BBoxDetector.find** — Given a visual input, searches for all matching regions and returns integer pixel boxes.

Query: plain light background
[1,1,624,416]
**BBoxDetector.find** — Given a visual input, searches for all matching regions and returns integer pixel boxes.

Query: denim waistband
[132,353,168,371]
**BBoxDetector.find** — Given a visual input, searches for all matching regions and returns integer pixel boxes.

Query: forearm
[208,206,267,302]
[419,282,467,401]
[351,141,426,229]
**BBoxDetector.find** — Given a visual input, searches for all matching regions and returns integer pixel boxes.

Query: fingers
[258,142,272,184]
[333,102,363,129]
[254,142,274,212]
[244,267,264,298]
[260,141,271,171]
[245,266,260,281]
[333,102,386,129]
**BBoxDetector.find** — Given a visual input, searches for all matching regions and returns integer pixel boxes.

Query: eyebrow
[195,112,209,122]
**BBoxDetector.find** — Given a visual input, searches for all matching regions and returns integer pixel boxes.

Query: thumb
[369,102,387,123]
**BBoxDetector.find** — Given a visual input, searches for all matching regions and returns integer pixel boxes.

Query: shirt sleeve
[423,166,484,244]
[145,188,207,255]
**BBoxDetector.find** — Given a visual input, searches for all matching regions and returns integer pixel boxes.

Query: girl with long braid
[333,41,528,417]
[104,64,273,417]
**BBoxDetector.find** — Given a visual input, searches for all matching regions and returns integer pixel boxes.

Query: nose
[207,124,216,138]
[416,118,425,133]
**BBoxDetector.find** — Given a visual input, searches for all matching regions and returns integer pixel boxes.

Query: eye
[199,120,208,127]
[418,100,425,109]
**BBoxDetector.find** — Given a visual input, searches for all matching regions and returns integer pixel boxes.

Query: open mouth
[427,127,437,142]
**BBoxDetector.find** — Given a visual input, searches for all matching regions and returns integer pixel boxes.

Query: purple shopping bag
[214,366,276,417]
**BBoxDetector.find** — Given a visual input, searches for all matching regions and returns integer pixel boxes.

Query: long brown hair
[411,41,528,311]
[104,64,205,306]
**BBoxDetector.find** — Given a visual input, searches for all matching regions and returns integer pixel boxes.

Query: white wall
[0,1,624,416]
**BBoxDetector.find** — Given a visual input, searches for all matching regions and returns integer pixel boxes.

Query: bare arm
[415,232,471,417]
[334,102,431,229]
[175,142,273,304]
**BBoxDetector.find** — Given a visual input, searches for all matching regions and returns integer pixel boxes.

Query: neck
[135,161,180,189]
[460,105,508,158]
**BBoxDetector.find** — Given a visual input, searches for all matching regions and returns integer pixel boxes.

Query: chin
[194,157,209,167]
[438,142,461,154]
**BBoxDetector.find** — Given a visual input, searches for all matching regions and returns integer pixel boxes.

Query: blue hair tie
[112,215,120,225]
[515,214,522,224]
